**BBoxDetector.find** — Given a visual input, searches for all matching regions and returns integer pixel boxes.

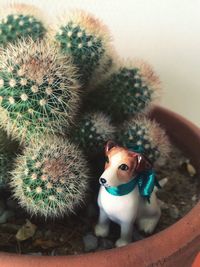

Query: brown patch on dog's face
[105,147,139,183]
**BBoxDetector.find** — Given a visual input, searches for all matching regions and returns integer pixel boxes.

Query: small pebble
[158,200,169,210]
[186,162,196,177]
[83,233,98,252]
[192,195,197,202]
[98,238,114,250]
[44,230,52,239]
[169,205,180,219]
[0,210,14,224]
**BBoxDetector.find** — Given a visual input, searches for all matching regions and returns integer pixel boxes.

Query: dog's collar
[105,176,138,196]
[104,169,161,200]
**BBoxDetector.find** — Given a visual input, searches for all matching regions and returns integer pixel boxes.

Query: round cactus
[0,3,47,47]
[71,112,115,155]
[10,137,90,218]
[86,60,160,122]
[53,10,111,86]
[0,38,80,143]
[117,116,170,165]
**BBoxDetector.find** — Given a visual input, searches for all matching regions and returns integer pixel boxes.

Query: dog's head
[99,141,152,187]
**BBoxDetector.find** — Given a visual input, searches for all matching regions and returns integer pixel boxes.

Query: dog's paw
[138,218,157,234]
[115,238,130,248]
[94,224,109,237]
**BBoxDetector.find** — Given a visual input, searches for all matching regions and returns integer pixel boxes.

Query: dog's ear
[135,154,152,173]
[105,140,117,154]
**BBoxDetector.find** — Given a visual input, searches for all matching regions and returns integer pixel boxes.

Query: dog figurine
[95,141,167,247]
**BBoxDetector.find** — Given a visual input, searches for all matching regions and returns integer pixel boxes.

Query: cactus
[117,116,170,165]
[10,137,90,218]
[0,3,47,47]
[54,10,111,86]
[71,112,115,155]
[86,60,160,122]
[0,38,80,143]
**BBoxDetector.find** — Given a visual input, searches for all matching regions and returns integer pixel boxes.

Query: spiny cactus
[10,137,90,218]
[0,3,47,47]
[71,112,115,155]
[0,38,80,143]
[86,60,160,122]
[117,116,170,165]
[53,10,111,86]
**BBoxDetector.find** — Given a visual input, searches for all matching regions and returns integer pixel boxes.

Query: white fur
[95,166,164,247]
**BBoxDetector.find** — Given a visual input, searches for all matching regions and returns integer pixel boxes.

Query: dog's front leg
[115,221,133,247]
[95,208,110,237]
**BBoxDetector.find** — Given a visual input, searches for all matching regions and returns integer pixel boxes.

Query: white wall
[2,0,200,126]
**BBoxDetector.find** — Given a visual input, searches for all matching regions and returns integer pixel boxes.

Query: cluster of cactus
[0,3,47,47]
[0,3,171,218]
[10,137,89,218]
[53,10,112,86]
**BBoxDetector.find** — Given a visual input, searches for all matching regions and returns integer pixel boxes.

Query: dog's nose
[100,178,107,184]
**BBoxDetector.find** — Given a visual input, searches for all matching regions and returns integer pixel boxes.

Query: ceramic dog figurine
[95,141,167,247]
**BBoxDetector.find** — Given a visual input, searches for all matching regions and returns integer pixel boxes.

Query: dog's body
[95,141,166,247]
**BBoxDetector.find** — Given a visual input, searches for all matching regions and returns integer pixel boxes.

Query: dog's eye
[105,156,109,163]
[119,164,129,171]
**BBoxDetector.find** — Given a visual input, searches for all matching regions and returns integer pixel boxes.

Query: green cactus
[71,112,115,155]
[86,61,160,122]
[54,10,111,86]
[117,116,170,165]
[0,38,80,143]
[10,137,90,218]
[0,3,47,46]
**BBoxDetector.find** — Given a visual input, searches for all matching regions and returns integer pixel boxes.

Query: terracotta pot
[192,253,200,267]
[0,106,199,267]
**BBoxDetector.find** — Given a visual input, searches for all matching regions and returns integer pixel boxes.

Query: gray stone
[169,205,180,219]
[0,210,14,224]
[83,233,98,252]
[98,238,114,250]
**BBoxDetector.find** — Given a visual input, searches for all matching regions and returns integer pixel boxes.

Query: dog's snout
[100,178,107,184]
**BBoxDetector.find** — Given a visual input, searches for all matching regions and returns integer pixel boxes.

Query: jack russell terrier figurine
[95,141,167,247]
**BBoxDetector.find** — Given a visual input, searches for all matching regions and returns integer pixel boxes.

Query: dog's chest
[98,186,140,222]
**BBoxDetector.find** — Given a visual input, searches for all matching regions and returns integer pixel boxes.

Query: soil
[0,146,199,255]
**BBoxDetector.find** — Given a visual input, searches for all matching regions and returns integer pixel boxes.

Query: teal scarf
[105,169,161,202]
